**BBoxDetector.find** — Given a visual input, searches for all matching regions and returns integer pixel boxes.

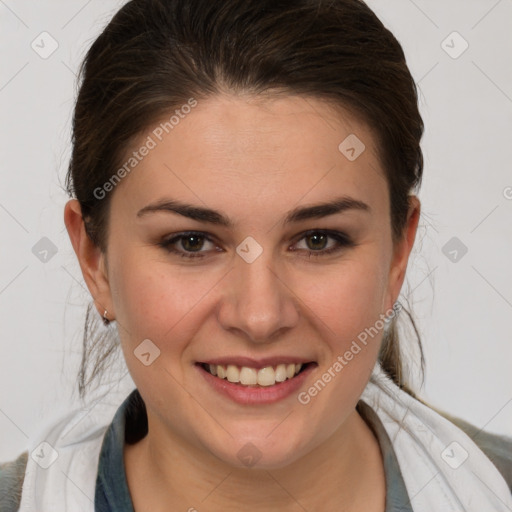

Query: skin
[65,93,420,511]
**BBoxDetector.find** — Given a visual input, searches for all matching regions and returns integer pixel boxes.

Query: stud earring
[102,309,110,326]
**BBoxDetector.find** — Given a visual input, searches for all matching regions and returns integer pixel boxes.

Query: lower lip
[196,363,316,405]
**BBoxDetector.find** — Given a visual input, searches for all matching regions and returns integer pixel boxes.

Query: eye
[159,231,218,259]
[292,230,354,257]
[159,229,354,260]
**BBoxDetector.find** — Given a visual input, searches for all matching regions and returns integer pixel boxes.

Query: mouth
[199,362,312,387]
[195,360,317,405]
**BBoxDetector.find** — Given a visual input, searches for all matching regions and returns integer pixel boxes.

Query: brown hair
[65,0,425,399]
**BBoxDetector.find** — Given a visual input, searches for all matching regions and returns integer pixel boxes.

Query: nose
[217,248,300,344]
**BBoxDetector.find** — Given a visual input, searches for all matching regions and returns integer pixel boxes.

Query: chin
[204,430,311,470]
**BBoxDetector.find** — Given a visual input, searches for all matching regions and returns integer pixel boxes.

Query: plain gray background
[1,0,511,462]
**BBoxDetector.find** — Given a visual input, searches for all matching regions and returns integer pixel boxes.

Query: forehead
[110,93,388,222]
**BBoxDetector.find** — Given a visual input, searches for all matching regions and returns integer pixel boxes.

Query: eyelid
[290,228,352,246]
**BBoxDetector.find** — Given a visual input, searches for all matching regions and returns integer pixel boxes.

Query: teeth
[275,364,287,382]
[257,367,275,387]
[240,366,257,385]
[205,363,304,387]
[226,365,240,383]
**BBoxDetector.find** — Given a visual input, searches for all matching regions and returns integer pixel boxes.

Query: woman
[1,0,511,510]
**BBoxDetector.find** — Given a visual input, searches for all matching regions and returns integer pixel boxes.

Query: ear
[64,199,115,321]
[383,195,421,312]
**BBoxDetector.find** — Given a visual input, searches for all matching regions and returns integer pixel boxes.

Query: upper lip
[198,357,315,370]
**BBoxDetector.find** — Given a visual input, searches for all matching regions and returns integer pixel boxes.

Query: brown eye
[159,229,354,261]
[180,234,205,252]
[159,231,217,259]
[293,230,354,257]
[305,233,329,251]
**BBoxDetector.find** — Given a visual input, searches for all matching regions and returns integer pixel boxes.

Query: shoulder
[0,451,28,512]
[435,407,512,493]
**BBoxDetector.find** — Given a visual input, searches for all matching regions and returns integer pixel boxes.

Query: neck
[125,406,386,511]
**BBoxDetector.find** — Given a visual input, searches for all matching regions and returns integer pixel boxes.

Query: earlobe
[63,199,114,320]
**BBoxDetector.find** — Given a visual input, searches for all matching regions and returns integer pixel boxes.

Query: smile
[196,360,317,405]
[202,363,305,387]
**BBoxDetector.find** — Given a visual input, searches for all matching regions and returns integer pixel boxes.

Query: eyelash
[158,230,354,260]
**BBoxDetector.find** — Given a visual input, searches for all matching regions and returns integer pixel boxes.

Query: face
[70,93,418,469]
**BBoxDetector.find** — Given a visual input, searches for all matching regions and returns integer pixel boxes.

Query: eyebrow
[136,195,370,227]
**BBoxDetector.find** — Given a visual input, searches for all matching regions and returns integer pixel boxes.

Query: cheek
[110,257,216,409]
[290,260,389,446]
[110,252,224,349]
[299,257,389,345]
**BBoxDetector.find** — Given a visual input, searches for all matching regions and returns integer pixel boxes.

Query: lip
[200,356,312,370]
[196,361,317,405]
